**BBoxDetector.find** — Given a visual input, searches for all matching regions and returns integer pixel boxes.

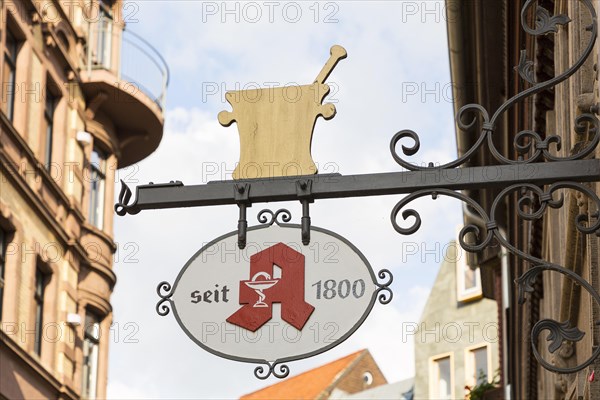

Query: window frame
[464,343,493,389]
[33,266,47,356]
[82,310,102,400]
[2,28,18,121]
[88,146,107,229]
[429,352,454,400]
[43,89,57,169]
[0,228,7,321]
[455,228,483,302]
[94,0,114,70]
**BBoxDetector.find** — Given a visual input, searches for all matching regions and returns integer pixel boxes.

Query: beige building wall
[414,243,499,399]
[0,0,166,398]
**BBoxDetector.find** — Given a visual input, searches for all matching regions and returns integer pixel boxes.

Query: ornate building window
[2,29,18,121]
[82,311,101,399]
[42,89,57,169]
[33,266,47,355]
[95,0,114,69]
[0,228,7,320]
[89,147,106,229]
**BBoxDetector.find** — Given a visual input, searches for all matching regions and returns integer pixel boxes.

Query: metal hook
[296,180,314,245]
[301,200,311,245]
[235,184,251,249]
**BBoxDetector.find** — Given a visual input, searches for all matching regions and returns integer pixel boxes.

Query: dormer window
[362,371,373,386]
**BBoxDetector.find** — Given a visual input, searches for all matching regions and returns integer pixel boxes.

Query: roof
[240,350,367,400]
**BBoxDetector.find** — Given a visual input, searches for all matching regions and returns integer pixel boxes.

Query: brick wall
[327,351,387,397]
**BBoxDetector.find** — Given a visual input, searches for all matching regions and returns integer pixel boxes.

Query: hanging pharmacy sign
[120,7,600,379]
[156,210,393,379]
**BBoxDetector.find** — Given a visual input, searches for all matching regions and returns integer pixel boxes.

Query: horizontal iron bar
[121,159,600,213]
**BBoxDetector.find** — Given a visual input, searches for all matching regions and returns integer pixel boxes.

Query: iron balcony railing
[85,24,170,111]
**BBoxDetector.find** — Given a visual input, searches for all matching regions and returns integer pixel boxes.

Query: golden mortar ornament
[218,45,347,179]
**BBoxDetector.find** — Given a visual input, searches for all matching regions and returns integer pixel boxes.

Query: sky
[107,1,462,398]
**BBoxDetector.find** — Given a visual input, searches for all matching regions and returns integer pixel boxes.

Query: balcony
[80,23,170,168]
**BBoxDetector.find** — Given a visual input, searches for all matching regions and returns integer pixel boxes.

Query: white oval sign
[157,213,392,377]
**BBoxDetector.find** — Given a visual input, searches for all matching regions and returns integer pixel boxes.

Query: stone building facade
[447,0,599,398]
[0,0,167,398]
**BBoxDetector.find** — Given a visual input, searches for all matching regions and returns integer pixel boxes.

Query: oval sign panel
[156,210,393,379]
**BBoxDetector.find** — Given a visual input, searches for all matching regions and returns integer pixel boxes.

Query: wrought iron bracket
[296,179,314,245]
[234,183,251,249]
[114,160,600,214]
[156,281,173,317]
[115,0,600,378]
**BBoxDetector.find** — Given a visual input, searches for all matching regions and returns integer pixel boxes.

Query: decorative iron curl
[516,265,600,374]
[486,114,599,165]
[115,180,134,216]
[516,50,536,84]
[456,103,491,132]
[457,224,495,253]
[562,114,600,163]
[375,269,394,305]
[390,183,600,374]
[496,0,596,124]
[489,183,600,249]
[391,189,495,252]
[156,281,173,316]
[471,184,599,278]
[509,184,564,222]
[483,183,599,373]
[254,362,290,380]
[257,209,292,226]
[391,181,599,260]
[521,1,571,36]
[390,105,491,171]
[390,182,600,374]
[536,321,585,354]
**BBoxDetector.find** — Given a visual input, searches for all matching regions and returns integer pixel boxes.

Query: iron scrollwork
[115,180,133,216]
[390,182,600,374]
[115,179,184,216]
[156,281,174,317]
[254,362,291,380]
[257,209,293,226]
[388,0,599,375]
[517,265,600,374]
[375,269,393,305]
[483,183,599,373]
